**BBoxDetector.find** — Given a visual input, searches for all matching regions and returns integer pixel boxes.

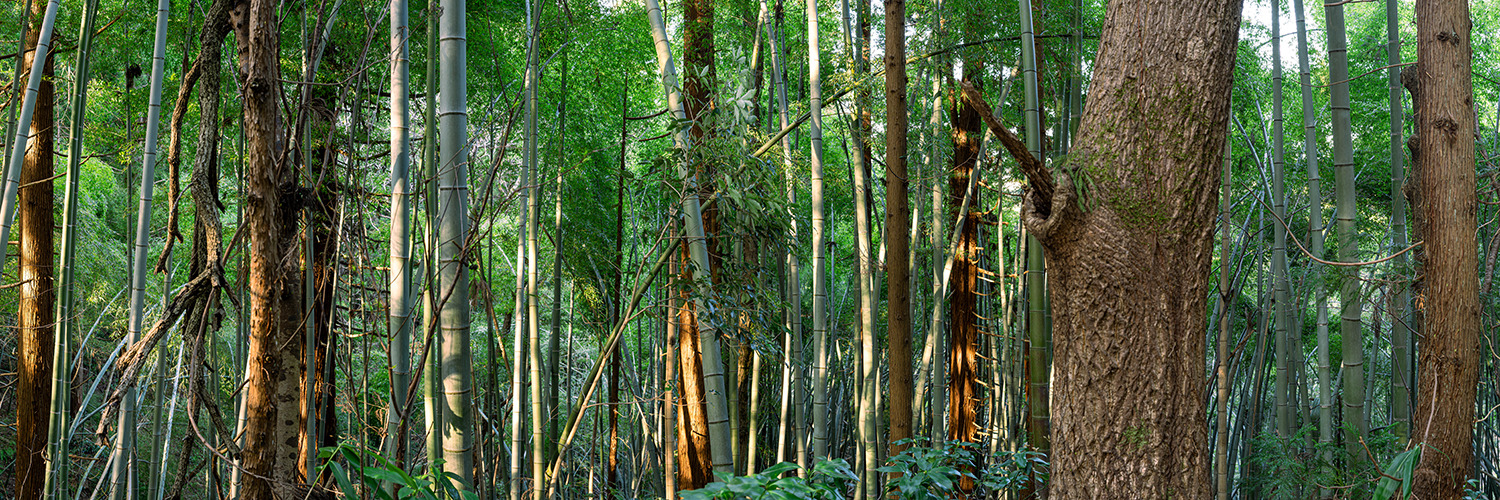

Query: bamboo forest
[2,0,1500,498]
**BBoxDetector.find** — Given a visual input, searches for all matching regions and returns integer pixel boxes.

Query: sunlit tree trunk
[1409,0,1480,496]
[237,0,306,495]
[947,45,983,499]
[646,0,734,485]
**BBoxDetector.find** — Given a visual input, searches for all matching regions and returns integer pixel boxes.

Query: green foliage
[318,443,479,500]
[679,459,858,500]
[878,438,1047,499]
[1371,446,1418,500]
[1247,425,1402,499]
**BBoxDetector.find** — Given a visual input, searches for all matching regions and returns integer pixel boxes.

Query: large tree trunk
[1409,0,1480,497]
[236,0,306,496]
[1015,0,1242,496]
[16,4,55,497]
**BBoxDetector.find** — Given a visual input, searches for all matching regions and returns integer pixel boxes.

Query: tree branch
[959,81,1054,212]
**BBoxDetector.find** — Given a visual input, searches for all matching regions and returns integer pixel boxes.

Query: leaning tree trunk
[1409,0,1481,497]
[985,0,1241,496]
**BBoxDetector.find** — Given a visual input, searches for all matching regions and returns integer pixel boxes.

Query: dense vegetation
[0,0,1495,498]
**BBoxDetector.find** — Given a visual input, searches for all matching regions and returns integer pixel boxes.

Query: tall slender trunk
[1291,0,1333,475]
[384,0,413,472]
[1325,0,1366,461]
[1018,2,1050,497]
[765,0,807,470]
[806,0,832,461]
[48,2,102,497]
[15,1,58,498]
[1385,0,1411,445]
[1215,136,1232,500]
[109,0,165,495]
[1409,0,1480,497]
[548,55,568,465]
[437,0,473,485]
[237,0,306,495]
[514,0,540,496]
[883,0,912,474]
[1271,0,1292,441]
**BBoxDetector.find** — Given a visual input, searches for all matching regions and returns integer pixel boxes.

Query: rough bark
[1014,0,1241,496]
[946,56,982,493]
[883,0,912,468]
[1410,0,1480,497]
[16,6,55,497]
[235,0,306,496]
[675,244,714,490]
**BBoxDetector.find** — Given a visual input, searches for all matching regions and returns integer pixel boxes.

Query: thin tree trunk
[806,0,832,461]
[1385,0,1412,445]
[110,0,166,495]
[1215,136,1232,500]
[47,1,102,496]
[1270,0,1292,441]
[1409,0,1480,496]
[1291,0,1333,479]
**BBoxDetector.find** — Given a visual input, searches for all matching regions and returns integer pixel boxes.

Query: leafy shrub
[680,459,858,500]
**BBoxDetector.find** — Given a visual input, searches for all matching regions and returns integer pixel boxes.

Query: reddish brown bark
[1410,0,1481,497]
[15,5,55,497]
[946,58,983,493]
[235,0,306,496]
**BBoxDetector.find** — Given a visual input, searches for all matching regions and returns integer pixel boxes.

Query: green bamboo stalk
[1325,0,1366,463]
[1291,0,1332,482]
[46,1,101,497]
[109,0,169,495]
[437,0,474,486]
[645,0,734,475]
[383,0,413,476]
[1271,0,1292,440]
[805,0,832,461]
[1385,0,1411,445]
